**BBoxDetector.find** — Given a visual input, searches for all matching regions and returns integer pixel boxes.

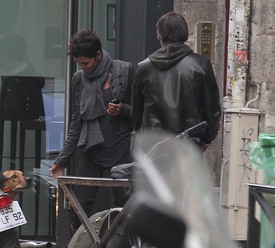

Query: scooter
[68,122,238,248]
[122,125,238,248]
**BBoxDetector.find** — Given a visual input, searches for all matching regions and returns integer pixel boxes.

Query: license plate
[0,201,27,232]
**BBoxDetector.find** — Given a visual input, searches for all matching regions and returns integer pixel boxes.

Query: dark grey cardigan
[54,60,135,168]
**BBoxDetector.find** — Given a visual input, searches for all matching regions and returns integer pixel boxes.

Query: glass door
[92,0,117,58]
[0,0,68,242]
[77,0,117,58]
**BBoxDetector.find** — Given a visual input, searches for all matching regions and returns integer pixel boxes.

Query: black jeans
[72,148,130,225]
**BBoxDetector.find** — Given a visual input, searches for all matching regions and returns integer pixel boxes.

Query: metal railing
[247,183,275,248]
[56,176,132,248]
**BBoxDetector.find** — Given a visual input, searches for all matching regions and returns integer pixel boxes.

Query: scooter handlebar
[177,121,209,139]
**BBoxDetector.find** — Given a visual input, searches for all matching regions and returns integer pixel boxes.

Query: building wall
[174,0,275,185]
[248,0,275,134]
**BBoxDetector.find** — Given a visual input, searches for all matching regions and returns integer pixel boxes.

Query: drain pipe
[245,83,260,108]
[225,0,252,108]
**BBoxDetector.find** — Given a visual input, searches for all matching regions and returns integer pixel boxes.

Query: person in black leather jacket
[132,12,221,149]
[49,30,135,229]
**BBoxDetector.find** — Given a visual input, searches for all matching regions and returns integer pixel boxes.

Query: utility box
[221,107,260,240]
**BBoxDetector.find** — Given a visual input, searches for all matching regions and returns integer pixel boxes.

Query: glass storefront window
[78,0,117,58]
[0,0,68,242]
[92,0,116,58]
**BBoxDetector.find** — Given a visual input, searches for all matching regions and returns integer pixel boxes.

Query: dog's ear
[0,171,7,188]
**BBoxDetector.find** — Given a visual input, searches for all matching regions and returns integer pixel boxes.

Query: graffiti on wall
[239,128,254,189]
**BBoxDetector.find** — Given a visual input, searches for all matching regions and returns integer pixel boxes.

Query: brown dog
[1,170,32,197]
[0,170,32,248]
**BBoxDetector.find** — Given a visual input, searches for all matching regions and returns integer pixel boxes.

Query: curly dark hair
[67,29,102,58]
[156,12,188,44]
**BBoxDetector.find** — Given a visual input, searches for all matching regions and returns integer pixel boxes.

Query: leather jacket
[132,43,221,144]
[55,60,135,167]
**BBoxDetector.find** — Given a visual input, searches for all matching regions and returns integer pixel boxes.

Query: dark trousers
[72,148,130,223]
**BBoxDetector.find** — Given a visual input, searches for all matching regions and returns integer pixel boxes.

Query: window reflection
[0,0,67,243]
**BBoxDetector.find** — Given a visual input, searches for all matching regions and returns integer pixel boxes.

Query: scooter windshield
[130,131,238,248]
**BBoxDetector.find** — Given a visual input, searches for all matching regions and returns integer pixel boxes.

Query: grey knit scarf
[80,50,112,120]
[77,50,112,151]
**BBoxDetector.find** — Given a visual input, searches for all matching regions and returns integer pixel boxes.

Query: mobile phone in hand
[111,99,120,104]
